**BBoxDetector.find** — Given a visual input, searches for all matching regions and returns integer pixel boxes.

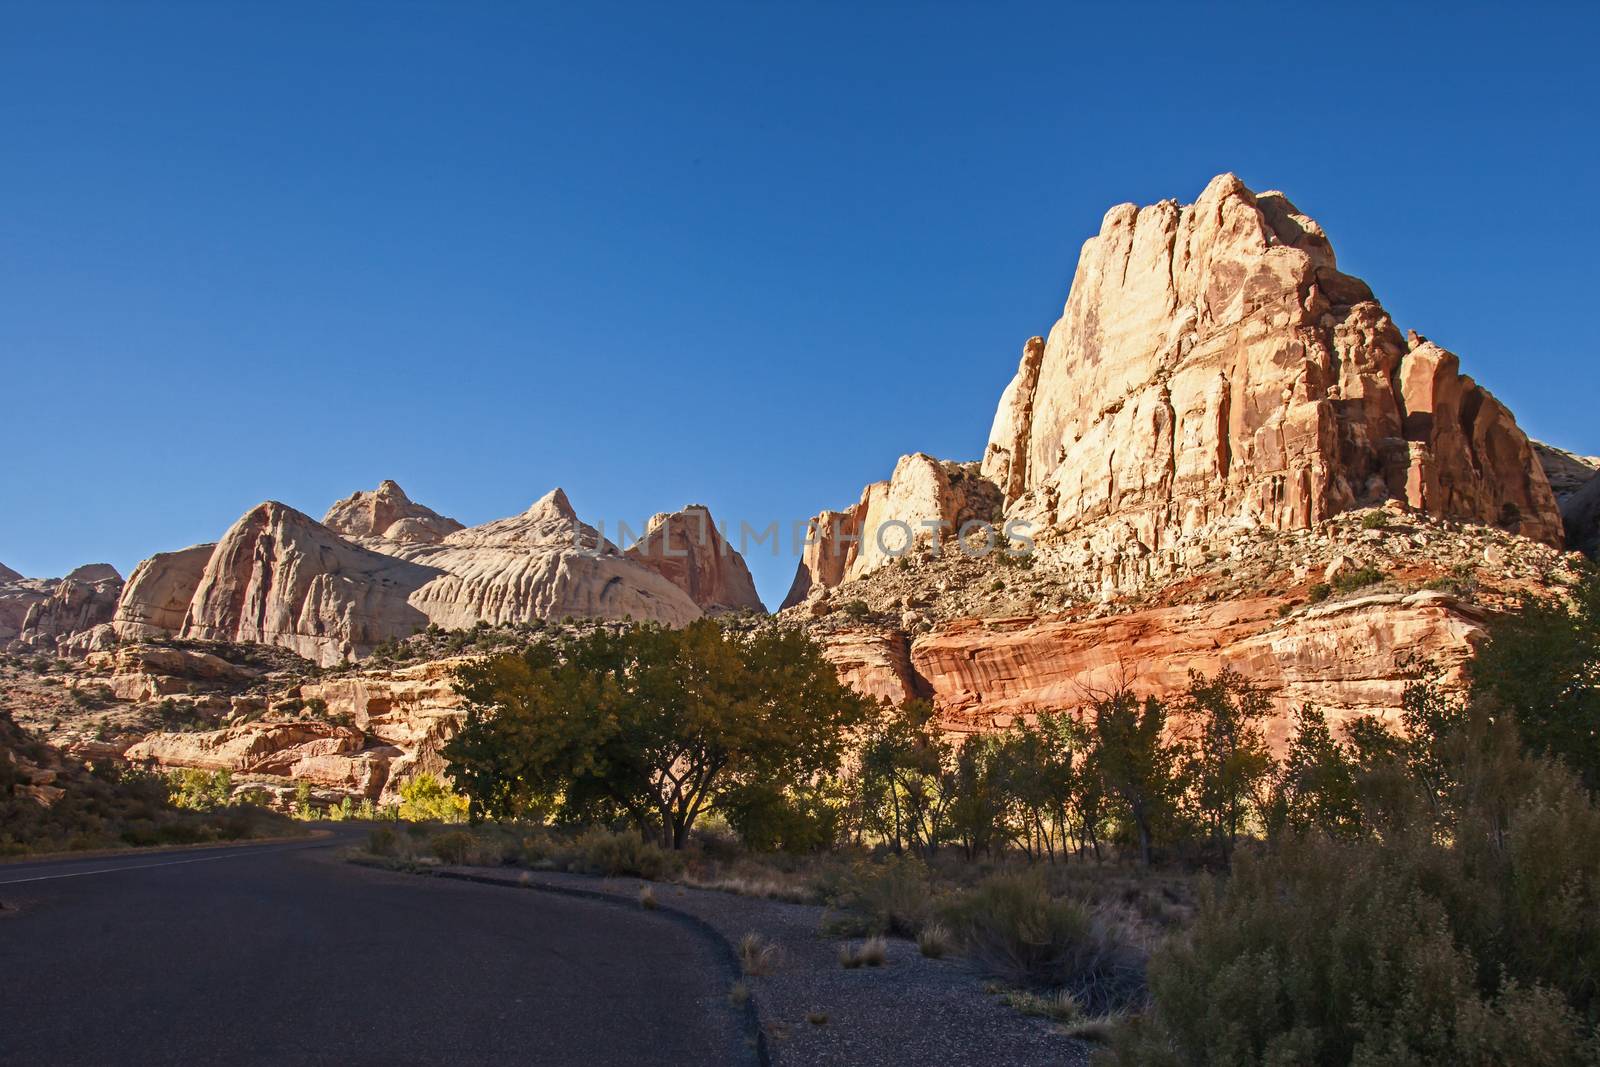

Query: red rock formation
[987,174,1561,550]
[782,456,1002,608]
[624,505,766,613]
[816,589,1485,748]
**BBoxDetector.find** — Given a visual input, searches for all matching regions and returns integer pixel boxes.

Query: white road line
[0,842,315,885]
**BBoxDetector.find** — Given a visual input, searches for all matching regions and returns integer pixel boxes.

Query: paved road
[0,833,753,1065]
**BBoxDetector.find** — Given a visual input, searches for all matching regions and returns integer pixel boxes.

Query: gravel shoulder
[429,863,1092,1067]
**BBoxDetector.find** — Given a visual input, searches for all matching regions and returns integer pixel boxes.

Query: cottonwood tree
[1471,570,1600,791]
[1178,668,1274,864]
[443,620,871,848]
[1090,687,1182,866]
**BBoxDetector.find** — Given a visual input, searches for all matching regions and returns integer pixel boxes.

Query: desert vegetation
[347,571,1600,1063]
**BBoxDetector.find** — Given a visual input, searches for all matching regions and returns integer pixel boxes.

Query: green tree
[857,699,957,857]
[1178,669,1275,864]
[444,620,870,848]
[1090,688,1181,866]
[1471,570,1600,790]
[1266,705,1362,840]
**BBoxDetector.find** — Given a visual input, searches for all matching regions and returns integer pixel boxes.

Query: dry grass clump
[727,981,749,1006]
[638,885,657,910]
[916,922,953,959]
[738,931,782,975]
[839,935,888,969]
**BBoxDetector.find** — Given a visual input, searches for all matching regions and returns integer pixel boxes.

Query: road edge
[431,867,772,1067]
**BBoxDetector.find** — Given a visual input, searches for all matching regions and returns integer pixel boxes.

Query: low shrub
[1103,826,1600,1066]
[738,931,782,975]
[573,828,682,880]
[1307,582,1331,603]
[917,921,953,959]
[429,829,478,865]
[367,825,399,857]
[1360,510,1391,530]
[1331,566,1385,594]
[941,871,1144,1015]
[827,854,935,936]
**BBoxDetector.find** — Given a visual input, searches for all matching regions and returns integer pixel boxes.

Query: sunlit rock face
[112,484,745,665]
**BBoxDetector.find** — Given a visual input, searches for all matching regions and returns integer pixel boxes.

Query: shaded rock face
[782,456,1002,609]
[0,562,21,582]
[111,543,214,641]
[115,483,730,665]
[987,174,1561,551]
[1534,442,1600,558]
[2,565,123,655]
[624,505,765,613]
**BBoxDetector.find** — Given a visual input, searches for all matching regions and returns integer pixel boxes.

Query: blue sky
[3,2,1596,608]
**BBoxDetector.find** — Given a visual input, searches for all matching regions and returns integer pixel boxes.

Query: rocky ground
[403,862,1091,1066]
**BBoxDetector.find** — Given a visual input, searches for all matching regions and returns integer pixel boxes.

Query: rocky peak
[526,487,578,523]
[322,480,464,545]
[0,561,24,583]
[781,455,1002,609]
[987,173,1561,551]
[624,505,765,613]
[64,563,122,583]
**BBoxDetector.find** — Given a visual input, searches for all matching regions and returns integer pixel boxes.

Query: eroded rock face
[117,484,720,665]
[900,591,1483,745]
[782,456,1002,608]
[322,479,464,545]
[988,174,1561,551]
[111,543,214,641]
[124,721,377,789]
[183,501,439,665]
[2,565,123,655]
[624,505,765,613]
[0,562,21,582]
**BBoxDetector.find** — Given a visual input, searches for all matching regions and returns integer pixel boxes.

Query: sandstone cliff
[1534,442,1600,558]
[2,564,123,655]
[322,479,465,545]
[782,456,1001,608]
[624,504,766,613]
[113,484,738,665]
[783,174,1578,740]
[985,174,1560,558]
[111,543,215,641]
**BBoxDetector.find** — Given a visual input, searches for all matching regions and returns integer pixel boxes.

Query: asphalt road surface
[0,833,753,1065]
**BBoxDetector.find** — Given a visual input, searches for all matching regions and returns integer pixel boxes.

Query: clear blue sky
[3,2,1596,608]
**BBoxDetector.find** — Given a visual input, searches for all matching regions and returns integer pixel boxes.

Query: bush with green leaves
[397,772,468,823]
